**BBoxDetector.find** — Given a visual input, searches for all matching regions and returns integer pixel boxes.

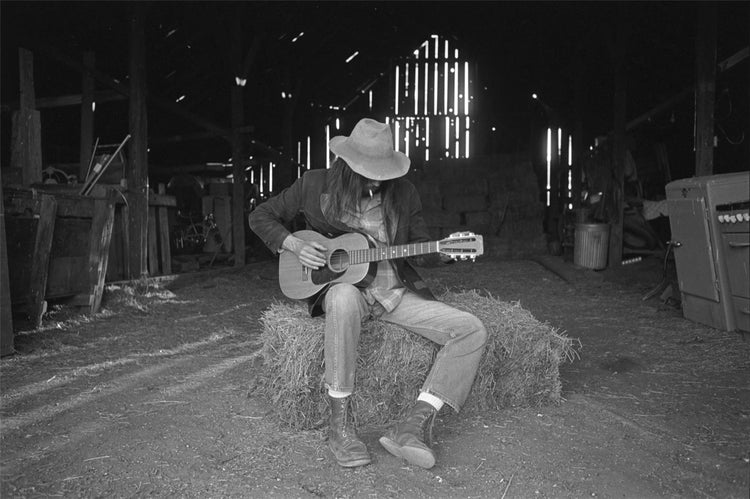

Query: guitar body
[278,230,376,300]
[278,229,483,300]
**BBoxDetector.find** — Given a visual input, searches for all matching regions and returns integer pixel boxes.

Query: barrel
[574,223,610,270]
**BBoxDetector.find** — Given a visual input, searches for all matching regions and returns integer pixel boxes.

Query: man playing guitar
[249,118,487,470]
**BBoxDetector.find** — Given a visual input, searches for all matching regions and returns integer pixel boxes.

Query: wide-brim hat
[329,118,410,180]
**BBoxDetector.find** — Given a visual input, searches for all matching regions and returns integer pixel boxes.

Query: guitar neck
[349,241,439,265]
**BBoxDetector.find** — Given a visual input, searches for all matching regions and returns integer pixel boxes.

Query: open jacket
[249,169,444,316]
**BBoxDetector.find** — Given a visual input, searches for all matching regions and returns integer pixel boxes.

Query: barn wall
[406,154,547,258]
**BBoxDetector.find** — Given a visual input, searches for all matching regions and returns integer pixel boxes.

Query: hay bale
[253,290,578,430]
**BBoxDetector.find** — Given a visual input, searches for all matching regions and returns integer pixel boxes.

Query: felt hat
[329,118,410,180]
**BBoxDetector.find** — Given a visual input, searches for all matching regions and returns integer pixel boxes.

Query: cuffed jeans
[323,283,488,411]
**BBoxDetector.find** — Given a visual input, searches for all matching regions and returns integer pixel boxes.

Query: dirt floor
[1,251,749,498]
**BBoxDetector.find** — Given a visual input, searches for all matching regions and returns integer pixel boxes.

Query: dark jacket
[249,169,443,316]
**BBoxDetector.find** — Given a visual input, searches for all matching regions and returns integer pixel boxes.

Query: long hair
[325,157,398,240]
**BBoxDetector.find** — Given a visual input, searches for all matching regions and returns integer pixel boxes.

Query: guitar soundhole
[328,248,350,272]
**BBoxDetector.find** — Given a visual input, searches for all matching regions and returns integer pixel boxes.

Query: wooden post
[11,48,42,186]
[1,170,16,355]
[127,4,149,278]
[572,50,585,210]
[79,51,95,182]
[87,194,116,313]
[157,183,172,275]
[609,10,628,267]
[694,4,717,177]
[549,124,561,239]
[28,194,57,327]
[147,206,158,276]
[231,13,246,267]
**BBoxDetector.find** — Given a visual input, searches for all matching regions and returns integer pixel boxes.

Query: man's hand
[282,234,327,270]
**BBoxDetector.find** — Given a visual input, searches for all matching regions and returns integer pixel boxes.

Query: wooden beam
[32,42,232,141]
[147,206,158,276]
[150,126,254,145]
[694,4,717,177]
[87,194,116,313]
[79,51,95,181]
[0,170,16,356]
[127,4,149,279]
[2,89,126,111]
[605,46,748,136]
[157,184,172,275]
[11,48,42,186]
[27,194,57,327]
[609,9,627,268]
[231,13,247,267]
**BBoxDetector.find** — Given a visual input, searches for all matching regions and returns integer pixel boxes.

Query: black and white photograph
[1,1,748,497]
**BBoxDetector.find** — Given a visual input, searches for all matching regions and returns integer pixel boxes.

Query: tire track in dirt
[0,332,242,409]
[0,337,258,476]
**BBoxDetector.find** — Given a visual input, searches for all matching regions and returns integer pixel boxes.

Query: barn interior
[2,1,748,347]
[1,2,749,497]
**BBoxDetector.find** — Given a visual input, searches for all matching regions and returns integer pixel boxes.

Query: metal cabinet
[665,172,750,332]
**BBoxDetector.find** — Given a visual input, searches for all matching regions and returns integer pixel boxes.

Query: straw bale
[253,290,577,430]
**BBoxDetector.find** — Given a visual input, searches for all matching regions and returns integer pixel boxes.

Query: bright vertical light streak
[269,162,274,193]
[445,116,450,154]
[455,119,459,157]
[395,65,400,115]
[424,62,428,115]
[557,128,562,155]
[394,120,400,152]
[453,61,459,115]
[465,116,470,158]
[335,118,340,130]
[306,136,311,170]
[568,134,573,165]
[425,117,430,147]
[325,125,330,169]
[260,166,264,196]
[368,90,373,110]
[414,62,419,115]
[443,62,448,114]
[405,63,410,97]
[433,63,438,115]
[297,141,302,178]
[444,39,448,59]
[250,169,254,184]
[405,128,410,157]
[464,61,469,115]
[546,128,552,207]
[568,134,573,209]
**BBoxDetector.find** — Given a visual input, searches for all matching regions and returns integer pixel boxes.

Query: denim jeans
[323,283,488,411]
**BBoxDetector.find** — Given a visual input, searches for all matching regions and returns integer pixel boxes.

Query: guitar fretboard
[348,241,439,265]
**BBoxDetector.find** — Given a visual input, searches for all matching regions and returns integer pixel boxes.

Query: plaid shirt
[341,193,405,313]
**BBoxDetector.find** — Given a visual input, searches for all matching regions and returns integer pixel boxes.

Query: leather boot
[328,395,371,467]
[379,401,437,469]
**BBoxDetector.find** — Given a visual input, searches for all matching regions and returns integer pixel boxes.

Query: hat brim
[329,135,410,181]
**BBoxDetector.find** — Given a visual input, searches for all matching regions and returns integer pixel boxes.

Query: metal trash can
[574,223,610,270]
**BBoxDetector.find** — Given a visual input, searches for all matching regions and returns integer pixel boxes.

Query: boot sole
[379,436,435,469]
[329,443,371,468]
[337,456,371,468]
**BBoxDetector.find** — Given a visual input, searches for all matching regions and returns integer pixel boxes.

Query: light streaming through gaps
[392,35,473,162]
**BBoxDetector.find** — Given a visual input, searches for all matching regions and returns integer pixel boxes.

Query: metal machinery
[665,171,749,333]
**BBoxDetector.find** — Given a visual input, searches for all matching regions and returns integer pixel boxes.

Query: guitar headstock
[437,232,484,261]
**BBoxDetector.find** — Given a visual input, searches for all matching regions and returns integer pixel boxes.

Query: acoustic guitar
[278,230,484,299]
